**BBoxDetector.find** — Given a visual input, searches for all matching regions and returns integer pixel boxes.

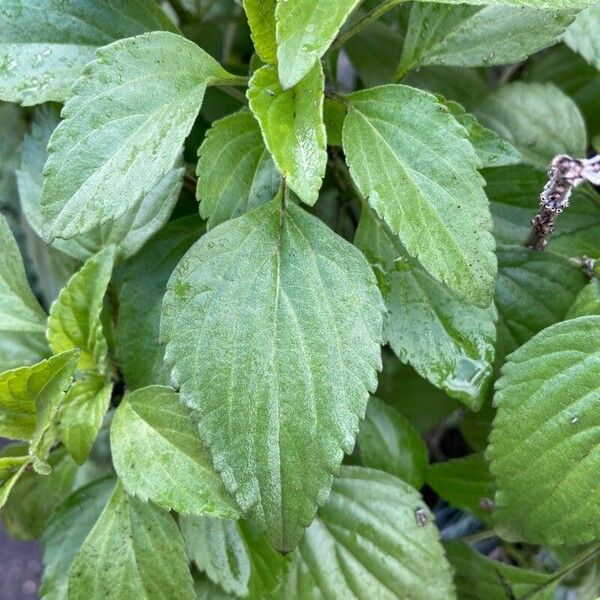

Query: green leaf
[344,85,496,308]
[0,0,177,106]
[358,397,428,488]
[197,110,281,228]
[282,467,456,600]
[116,216,203,390]
[567,280,600,319]
[476,82,587,168]
[162,198,384,552]
[445,540,555,600]
[0,454,29,508]
[68,482,196,600]
[18,105,184,264]
[564,6,600,71]
[180,516,289,599]
[355,209,496,409]
[41,31,238,241]
[243,0,277,64]
[488,316,600,545]
[111,385,238,518]
[440,99,521,167]
[417,0,595,8]
[399,4,575,76]
[60,373,113,465]
[247,64,327,206]
[275,0,361,89]
[41,477,115,600]
[47,246,115,371]
[194,577,234,600]
[2,446,77,540]
[427,454,495,521]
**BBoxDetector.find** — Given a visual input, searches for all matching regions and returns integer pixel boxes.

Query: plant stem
[216,84,248,104]
[330,0,407,52]
[459,529,497,544]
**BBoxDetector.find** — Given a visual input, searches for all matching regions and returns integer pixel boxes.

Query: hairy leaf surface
[243,0,277,64]
[564,5,600,71]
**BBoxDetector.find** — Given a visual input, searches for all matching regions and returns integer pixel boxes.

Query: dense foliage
[0,0,599,598]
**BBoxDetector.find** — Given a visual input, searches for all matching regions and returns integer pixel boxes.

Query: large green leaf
[446,541,555,600]
[488,316,600,545]
[282,467,456,599]
[355,209,496,409]
[180,516,289,599]
[47,246,115,372]
[357,397,428,488]
[275,0,361,89]
[476,82,587,168]
[116,216,203,390]
[68,483,196,600]
[41,477,115,600]
[41,31,239,241]
[243,0,277,64]
[344,85,496,308]
[17,105,183,263]
[567,279,600,319]
[564,6,600,71]
[399,4,575,76]
[247,64,326,206]
[197,110,280,229]
[111,386,238,518]
[0,0,177,106]
[162,198,383,552]
[418,0,595,8]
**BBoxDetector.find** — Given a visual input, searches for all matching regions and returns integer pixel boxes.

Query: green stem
[216,84,248,104]
[459,529,497,544]
[330,0,407,52]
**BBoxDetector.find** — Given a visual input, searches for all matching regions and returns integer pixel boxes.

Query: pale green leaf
[116,217,203,390]
[567,280,600,319]
[18,105,184,263]
[399,4,575,76]
[417,0,595,8]
[0,0,177,106]
[355,209,496,409]
[344,85,496,307]
[47,246,115,371]
[111,385,238,518]
[243,0,277,64]
[194,577,234,600]
[446,541,555,600]
[275,0,361,89]
[247,64,326,206]
[197,110,280,228]
[180,516,289,599]
[60,374,113,465]
[476,82,587,168]
[162,198,384,552]
[427,454,495,521]
[564,6,600,71]
[41,476,115,600]
[488,316,600,545]
[357,397,427,488]
[41,31,238,240]
[282,466,456,600]
[0,454,29,508]
[68,482,196,600]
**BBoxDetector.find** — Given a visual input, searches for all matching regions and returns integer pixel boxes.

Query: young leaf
[0,0,177,106]
[68,483,196,600]
[197,111,281,229]
[343,85,496,308]
[47,246,115,371]
[427,454,495,521]
[247,64,327,206]
[476,82,587,168]
[357,397,428,488]
[0,454,29,508]
[41,31,239,240]
[564,6,600,71]
[446,540,556,600]
[111,386,239,519]
[180,516,289,599]
[162,198,384,552]
[488,316,600,545]
[18,105,184,263]
[243,0,277,64]
[116,217,204,390]
[59,373,113,464]
[41,477,115,600]
[275,0,361,89]
[282,467,456,600]
[566,280,600,319]
[398,4,575,77]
